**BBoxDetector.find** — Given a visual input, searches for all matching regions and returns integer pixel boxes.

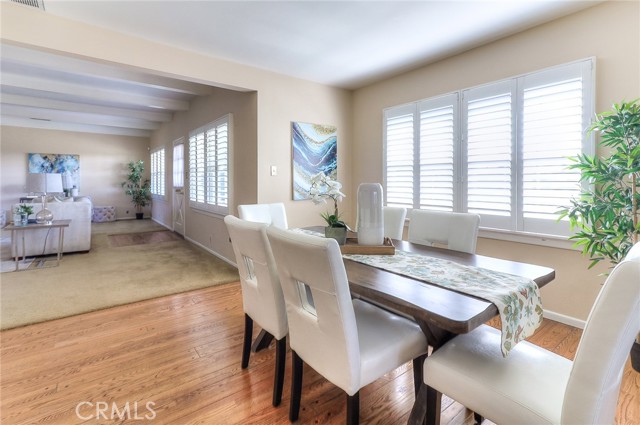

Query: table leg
[12,229,18,272]
[251,329,274,352]
[56,227,65,266]
[408,320,456,425]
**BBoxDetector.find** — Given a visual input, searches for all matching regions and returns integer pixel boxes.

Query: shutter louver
[522,78,583,222]
[466,92,512,217]
[189,133,205,204]
[216,122,229,207]
[385,111,414,208]
[188,115,231,214]
[419,105,454,211]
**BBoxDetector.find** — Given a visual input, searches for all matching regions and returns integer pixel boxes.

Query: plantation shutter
[151,148,165,196]
[189,132,206,204]
[519,61,592,235]
[417,94,457,211]
[464,82,514,229]
[384,104,415,208]
[215,121,229,208]
[188,114,231,214]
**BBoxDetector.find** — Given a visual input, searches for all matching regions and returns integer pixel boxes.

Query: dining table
[254,227,556,424]
[339,235,555,425]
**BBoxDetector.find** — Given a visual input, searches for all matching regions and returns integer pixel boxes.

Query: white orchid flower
[310,172,325,184]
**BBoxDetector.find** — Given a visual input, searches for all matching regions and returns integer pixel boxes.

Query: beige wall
[352,0,640,321]
[1,2,352,264]
[149,87,258,261]
[0,126,149,219]
[2,1,635,322]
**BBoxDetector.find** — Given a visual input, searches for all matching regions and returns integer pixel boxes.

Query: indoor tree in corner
[121,160,151,219]
[558,99,640,371]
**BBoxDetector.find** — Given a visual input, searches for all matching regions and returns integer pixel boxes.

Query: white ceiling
[1,0,601,137]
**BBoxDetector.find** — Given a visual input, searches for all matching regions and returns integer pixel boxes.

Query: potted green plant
[121,160,151,219]
[14,204,34,225]
[558,99,639,371]
[309,172,348,244]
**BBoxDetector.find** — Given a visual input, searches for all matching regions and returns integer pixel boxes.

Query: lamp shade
[27,173,64,194]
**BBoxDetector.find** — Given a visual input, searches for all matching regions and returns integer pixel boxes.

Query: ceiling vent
[10,0,45,10]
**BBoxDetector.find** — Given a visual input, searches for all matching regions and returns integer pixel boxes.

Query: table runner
[343,250,543,356]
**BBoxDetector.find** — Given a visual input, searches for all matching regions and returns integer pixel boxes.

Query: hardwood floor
[1,282,638,424]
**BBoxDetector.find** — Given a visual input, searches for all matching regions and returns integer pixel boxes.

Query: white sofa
[11,197,92,256]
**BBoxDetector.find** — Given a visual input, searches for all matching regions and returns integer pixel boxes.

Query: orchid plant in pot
[309,172,348,244]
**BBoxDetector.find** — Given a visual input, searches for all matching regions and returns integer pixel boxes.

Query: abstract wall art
[292,121,337,200]
[28,153,80,189]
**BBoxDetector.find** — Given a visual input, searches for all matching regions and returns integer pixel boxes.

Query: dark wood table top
[343,238,555,336]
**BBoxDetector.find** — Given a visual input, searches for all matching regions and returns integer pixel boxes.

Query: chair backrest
[224,215,287,340]
[408,209,480,254]
[237,203,288,229]
[383,206,407,240]
[266,226,360,394]
[624,240,640,261]
[561,250,640,424]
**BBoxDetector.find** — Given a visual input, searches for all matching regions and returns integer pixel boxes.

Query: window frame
[150,147,166,199]
[383,58,595,243]
[188,114,232,216]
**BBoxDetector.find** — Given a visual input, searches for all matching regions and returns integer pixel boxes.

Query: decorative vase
[20,213,29,225]
[325,226,347,245]
[357,183,384,246]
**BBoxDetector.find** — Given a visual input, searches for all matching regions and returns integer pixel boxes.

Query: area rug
[0,220,239,330]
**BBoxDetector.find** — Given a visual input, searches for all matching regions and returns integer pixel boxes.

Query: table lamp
[27,173,63,224]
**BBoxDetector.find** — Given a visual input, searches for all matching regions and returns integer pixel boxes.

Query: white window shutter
[464,82,514,229]
[384,105,415,208]
[216,121,229,208]
[520,61,590,235]
[417,94,457,211]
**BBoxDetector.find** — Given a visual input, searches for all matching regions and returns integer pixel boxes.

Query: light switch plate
[270,165,277,176]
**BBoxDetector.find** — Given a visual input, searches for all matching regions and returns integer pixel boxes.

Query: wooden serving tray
[340,237,395,255]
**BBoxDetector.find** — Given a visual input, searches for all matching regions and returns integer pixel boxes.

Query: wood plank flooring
[1,282,638,425]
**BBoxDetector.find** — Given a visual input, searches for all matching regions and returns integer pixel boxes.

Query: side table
[4,219,71,271]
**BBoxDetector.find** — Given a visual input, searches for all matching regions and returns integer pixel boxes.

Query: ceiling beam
[1,93,173,123]
[1,116,152,138]
[2,104,161,130]
[1,73,191,111]
[1,43,214,96]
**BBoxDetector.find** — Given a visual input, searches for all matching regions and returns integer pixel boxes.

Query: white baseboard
[543,310,586,329]
[151,217,171,230]
[185,236,237,268]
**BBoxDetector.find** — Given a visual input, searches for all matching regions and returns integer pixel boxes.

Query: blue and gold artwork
[28,153,80,188]
[292,122,337,200]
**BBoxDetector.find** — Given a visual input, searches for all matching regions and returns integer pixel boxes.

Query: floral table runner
[343,250,543,356]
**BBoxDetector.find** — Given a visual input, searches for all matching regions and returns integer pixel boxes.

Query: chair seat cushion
[354,299,428,390]
[424,324,571,425]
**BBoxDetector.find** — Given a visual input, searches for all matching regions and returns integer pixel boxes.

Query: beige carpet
[0,220,239,330]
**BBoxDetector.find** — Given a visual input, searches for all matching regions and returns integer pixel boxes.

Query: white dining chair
[408,209,480,254]
[237,202,288,229]
[383,206,407,240]
[417,242,640,425]
[223,215,288,407]
[266,226,428,425]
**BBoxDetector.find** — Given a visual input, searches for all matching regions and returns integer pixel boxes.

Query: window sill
[478,228,576,250]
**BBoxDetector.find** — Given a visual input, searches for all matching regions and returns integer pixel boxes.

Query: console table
[5,219,71,271]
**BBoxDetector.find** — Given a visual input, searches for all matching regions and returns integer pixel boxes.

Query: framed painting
[28,153,80,189]
[292,121,337,200]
